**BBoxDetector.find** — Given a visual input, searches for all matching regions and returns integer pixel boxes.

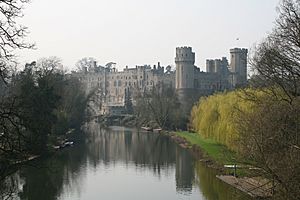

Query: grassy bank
[174,131,238,165]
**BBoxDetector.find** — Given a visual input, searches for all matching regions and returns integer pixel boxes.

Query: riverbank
[171,131,237,165]
[168,131,274,199]
[168,131,249,176]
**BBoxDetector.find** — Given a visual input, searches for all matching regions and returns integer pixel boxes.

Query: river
[4,123,251,200]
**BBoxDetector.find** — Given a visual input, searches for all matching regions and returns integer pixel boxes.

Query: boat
[141,126,152,131]
[153,128,162,133]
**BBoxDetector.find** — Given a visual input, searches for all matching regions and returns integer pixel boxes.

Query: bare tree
[134,84,184,130]
[75,57,98,72]
[240,1,300,199]
[0,0,34,82]
[250,0,300,103]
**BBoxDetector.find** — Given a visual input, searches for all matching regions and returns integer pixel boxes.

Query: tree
[52,76,88,136]
[242,1,300,199]
[0,0,34,182]
[0,0,34,82]
[10,59,61,153]
[75,57,98,72]
[250,0,300,102]
[134,84,184,130]
[124,89,133,114]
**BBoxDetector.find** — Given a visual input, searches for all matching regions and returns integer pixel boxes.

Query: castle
[175,47,248,111]
[73,47,247,115]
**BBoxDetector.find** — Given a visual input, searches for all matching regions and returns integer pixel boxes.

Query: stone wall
[73,46,247,116]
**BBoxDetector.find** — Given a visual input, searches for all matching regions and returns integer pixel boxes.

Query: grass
[174,131,238,165]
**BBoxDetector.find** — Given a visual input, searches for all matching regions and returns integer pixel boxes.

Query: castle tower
[175,47,197,117]
[229,48,248,87]
[175,47,195,89]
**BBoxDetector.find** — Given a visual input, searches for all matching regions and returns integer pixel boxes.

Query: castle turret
[229,48,248,87]
[175,47,198,118]
[175,47,195,89]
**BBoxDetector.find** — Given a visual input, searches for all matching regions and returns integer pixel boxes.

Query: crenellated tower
[229,48,248,87]
[175,47,198,117]
[175,47,195,89]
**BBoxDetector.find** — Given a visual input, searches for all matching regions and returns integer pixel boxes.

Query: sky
[17,0,280,71]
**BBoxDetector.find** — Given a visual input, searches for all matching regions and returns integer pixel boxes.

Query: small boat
[153,128,162,133]
[141,126,152,131]
[64,141,74,146]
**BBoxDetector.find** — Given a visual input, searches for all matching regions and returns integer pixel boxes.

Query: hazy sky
[17,0,280,71]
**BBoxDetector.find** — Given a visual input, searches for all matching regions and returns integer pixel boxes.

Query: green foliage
[190,90,255,151]
[175,132,237,164]
[1,58,88,156]
[52,77,87,135]
[190,87,300,199]
[11,64,61,153]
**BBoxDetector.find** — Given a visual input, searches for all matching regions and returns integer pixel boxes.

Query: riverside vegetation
[0,0,91,189]
[179,1,300,199]
[0,58,89,179]
[0,0,299,200]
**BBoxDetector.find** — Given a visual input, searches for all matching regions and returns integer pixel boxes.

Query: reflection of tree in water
[0,174,21,200]
[175,147,195,194]
[85,125,178,174]
[85,124,195,190]
[18,143,88,200]
[194,161,252,200]
[6,124,197,199]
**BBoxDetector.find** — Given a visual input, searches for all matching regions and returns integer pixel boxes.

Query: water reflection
[195,162,252,200]
[2,123,251,200]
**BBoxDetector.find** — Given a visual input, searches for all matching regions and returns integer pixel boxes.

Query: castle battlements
[175,47,195,63]
[74,46,248,115]
[230,48,248,54]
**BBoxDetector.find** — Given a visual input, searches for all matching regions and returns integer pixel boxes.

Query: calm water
[5,123,251,200]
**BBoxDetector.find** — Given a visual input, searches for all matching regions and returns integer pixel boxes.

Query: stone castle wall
[73,46,247,115]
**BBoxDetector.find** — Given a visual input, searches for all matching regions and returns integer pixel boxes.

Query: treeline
[0,58,88,179]
[190,1,300,199]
